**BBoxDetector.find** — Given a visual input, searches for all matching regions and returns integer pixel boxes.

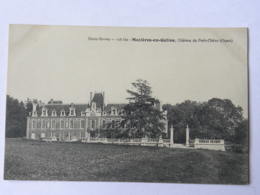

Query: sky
[7,25,248,116]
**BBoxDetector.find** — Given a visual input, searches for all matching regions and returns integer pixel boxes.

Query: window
[51,120,56,129]
[37,119,41,128]
[102,120,106,128]
[52,110,57,116]
[56,120,60,129]
[61,120,64,128]
[42,108,48,117]
[116,120,120,128]
[70,119,73,128]
[70,110,75,116]
[92,120,96,129]
[73,119,78,129]
[42,120,46,129]
[111,120,115,129]
[88,120,91,129]
[32,120,37,129]
[80,120,85,129]
[32,111,37,117]
[77,119,80,129]
[60,110,66,116]
[46,120,50,128]
[69,108,76,116]
[92,102,96,111]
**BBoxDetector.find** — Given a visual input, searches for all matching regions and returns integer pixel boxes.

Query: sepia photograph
[4,25,249,184]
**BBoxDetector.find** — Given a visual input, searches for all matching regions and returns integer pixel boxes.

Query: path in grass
[4,138,248,184]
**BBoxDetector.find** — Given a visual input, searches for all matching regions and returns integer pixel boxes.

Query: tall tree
[5,95,27,137]
[121,79,165,138]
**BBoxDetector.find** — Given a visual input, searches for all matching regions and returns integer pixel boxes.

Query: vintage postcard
[5,25,248,184]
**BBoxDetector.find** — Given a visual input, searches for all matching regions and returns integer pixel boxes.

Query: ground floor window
[102,120,106,128]
[32,120,37,129]
[92,120,96,129]
[80,120,85,129]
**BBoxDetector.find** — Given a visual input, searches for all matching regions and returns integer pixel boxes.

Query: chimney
[32,100,37,111]
[32,100,37,116]
[90,92,93,104]
[102,91,105,110]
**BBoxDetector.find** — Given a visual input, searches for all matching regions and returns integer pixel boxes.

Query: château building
[26,92,167,141]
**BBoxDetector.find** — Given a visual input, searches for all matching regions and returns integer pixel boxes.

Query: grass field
[4,138,248,184]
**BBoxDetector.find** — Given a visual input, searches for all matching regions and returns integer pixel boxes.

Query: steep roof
[32,99,127,117]
[91,93,104,109]
[37,104,90,116]
[105,104,126,113]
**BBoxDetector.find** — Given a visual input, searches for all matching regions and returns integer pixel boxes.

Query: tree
[196,98,244,141]
[163,98,246,142]
[234,119,248,145]
[25,100,33,116]
[121,79,165,138]
[163,101,202,143]
[5,95,27,137]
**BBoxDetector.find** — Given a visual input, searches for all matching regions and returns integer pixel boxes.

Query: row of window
[32,109,124,117]
[31,119,87,129]
[31,131,85,140]
[35,109,76,117]
[30,118,122,130]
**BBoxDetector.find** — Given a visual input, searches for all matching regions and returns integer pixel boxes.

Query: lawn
[4,138,248,184]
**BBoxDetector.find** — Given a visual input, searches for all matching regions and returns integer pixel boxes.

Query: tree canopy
[5,95,27,137]
[120,79,165,138]
[162,98,246,143]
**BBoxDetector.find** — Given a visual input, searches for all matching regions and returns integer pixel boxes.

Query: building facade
[26,92,167,141]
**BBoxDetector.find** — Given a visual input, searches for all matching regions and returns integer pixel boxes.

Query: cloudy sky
[7,25,248,116]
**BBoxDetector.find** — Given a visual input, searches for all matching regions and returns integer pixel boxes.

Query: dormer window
[41,108,48,117]
[111,107,117,115]
[32,111,38,117]
[60,110,66,117]
[69,107,76,116]
[70,110,75,116]
[91,102,96,111]
[51,110,57,117]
